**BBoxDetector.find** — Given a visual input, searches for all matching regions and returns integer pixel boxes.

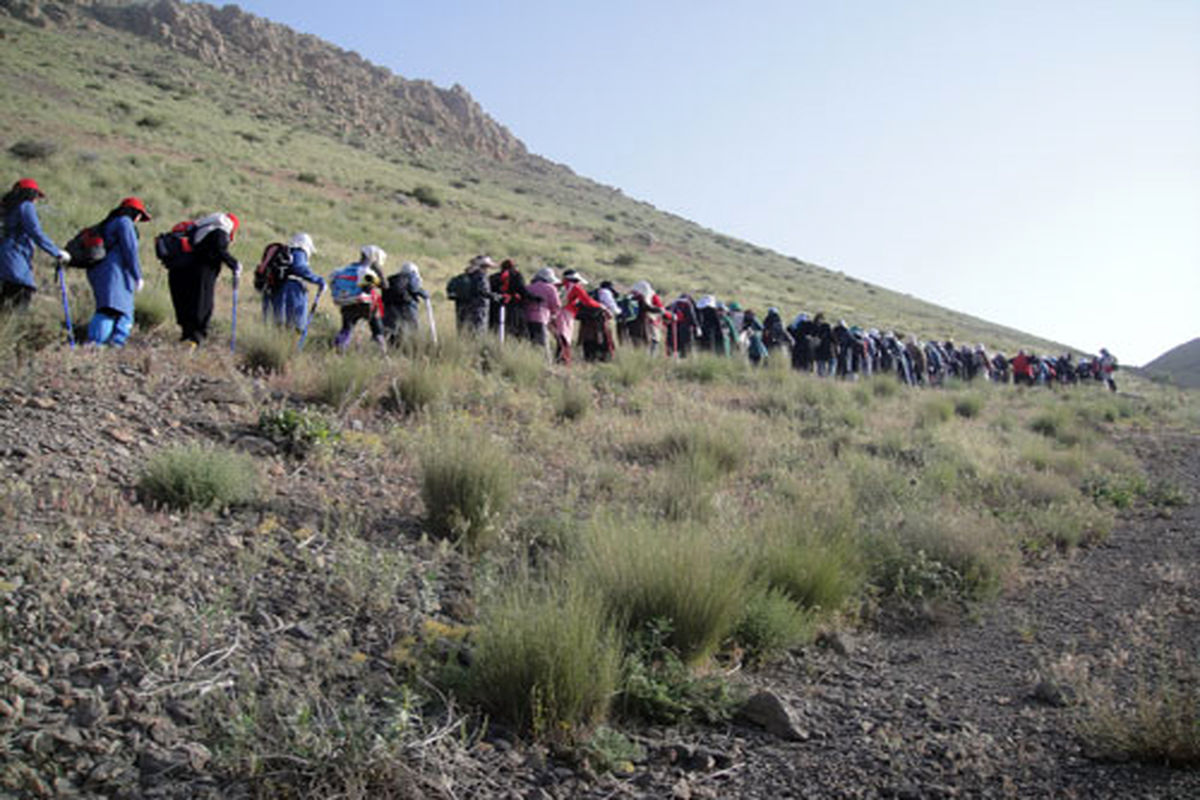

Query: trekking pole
[498,303,506,345]
[424,296,438,345]
[230,269,240,354]
[298,284,324,352]
[56,260,75,349]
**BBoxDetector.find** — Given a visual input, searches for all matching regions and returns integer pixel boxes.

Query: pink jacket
[524,280,561,325]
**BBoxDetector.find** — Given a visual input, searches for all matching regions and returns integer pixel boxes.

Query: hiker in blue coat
[263,232,324,331]
[0,178,69,309]
[85,197,152,347]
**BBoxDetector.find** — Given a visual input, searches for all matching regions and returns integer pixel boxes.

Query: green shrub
[617,618,740,724]
[579,518,748,664]
[468,582,620,739]
[296,171,321,185]
[917,397,954,427]
[257,408,338,457]
[733,586,815,665]
[137,445,259,511]
[614,252,637,267]
[673,354,740,385]
[9,139,57,160]
[596,348,655,389]
[411,185,441,208]
[420,431,516,553]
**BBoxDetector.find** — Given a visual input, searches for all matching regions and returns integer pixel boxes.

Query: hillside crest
[1,0,529,160]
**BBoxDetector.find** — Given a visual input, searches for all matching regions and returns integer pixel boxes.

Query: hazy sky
[230,0,1198,365]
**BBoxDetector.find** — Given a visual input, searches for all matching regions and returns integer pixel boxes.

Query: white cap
[289,232,315,256]
[360,245,387,269]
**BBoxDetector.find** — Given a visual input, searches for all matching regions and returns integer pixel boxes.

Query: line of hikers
[0,177,1118,391]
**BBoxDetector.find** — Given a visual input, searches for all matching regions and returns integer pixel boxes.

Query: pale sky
[230,0,1199,366]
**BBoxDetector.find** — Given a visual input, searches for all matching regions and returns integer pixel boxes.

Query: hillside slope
[0,0,1077,356]
[1144,338,1200,388]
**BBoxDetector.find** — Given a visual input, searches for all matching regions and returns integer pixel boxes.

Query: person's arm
[209,230,240,273]
[20,202,61,258]
[410,274,428,299]
[291,250,325,288]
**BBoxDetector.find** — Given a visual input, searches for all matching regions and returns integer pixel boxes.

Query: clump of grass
[917,396,954,427]
[673,353,741,384]
[133,285,172,331]
[137,445,259,511]
[239,326,294,375]
[309,355,379,408]
[626,420,743,474]
[552,379,590,421]
[733,585,816,665]
[420,430,516,553]
[751,519,864,613]
[467,582,621,740]
[386,363,445,415]
[578,517,749,664]
[597,348,655,388]
[411,185,442,208]
[954,394,985,419]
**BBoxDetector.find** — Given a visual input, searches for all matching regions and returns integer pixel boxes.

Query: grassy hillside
[1,10,1072,355]
[1144,338,1200,389]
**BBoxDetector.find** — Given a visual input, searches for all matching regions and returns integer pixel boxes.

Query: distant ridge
[1143,338,1200,388]
[1,0,530,160]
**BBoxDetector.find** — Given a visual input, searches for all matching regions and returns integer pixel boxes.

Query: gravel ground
[1,347,1196,799]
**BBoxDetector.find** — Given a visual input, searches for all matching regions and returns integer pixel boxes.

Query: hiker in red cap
[0,178,69,309]
[85,197,152,347]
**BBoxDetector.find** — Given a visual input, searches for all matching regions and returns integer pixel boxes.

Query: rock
[234,435,278,457]
[817,629,857,656]
[106,428,136,445]
[736,691,810,741]
[671,777,692,799]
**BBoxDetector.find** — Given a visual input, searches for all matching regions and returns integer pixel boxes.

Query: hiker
[488,258,528,340]
[447,255,494,334]
[0,178,68,309]
[742,309,767,366]
[1011,349,1035,386]
[259,233,324,332]
[558,268,607,364]
[669,294,701,357]
[524,266,560,352]
[697,296,727,355]
[83,197,151,347]
[628,280,666,354]
[596,280,621,318]
[813,313,834,376]
[166,213,242,346]
[382,260,429,345]
[1098,348,1118,392]
[331,245,387,353]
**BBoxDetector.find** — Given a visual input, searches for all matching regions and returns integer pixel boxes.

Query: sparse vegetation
[420,429,516,552]
[137,445,260,510]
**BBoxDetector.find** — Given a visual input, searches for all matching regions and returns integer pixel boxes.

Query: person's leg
[87,312,115,345]
[109,311,133,347]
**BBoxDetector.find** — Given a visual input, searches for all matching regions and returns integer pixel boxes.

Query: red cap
[14,178,44,197]
[227,212,240,239]
[119,196,151,221]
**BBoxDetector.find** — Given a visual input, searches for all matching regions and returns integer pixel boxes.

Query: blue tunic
[0,200,60,289]
[86,215,142,316]
[262,248,325,330]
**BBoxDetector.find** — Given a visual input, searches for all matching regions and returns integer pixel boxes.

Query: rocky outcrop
[1,0,528,161]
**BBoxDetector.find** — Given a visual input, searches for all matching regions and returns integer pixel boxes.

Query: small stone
[1031,679,1074,708]
[736,691,810,741]
[107,428,136,445]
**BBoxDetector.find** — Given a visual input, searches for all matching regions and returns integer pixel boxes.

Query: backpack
[330,263,369,306]
[64,221,107,269]
[383,272,415,308]
[446,272,472,302]
[253,242,293,292]
[154,220,196,269]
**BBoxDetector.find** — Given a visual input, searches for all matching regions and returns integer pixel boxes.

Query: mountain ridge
[3,0,532,161]
[1144,337,1200,388]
